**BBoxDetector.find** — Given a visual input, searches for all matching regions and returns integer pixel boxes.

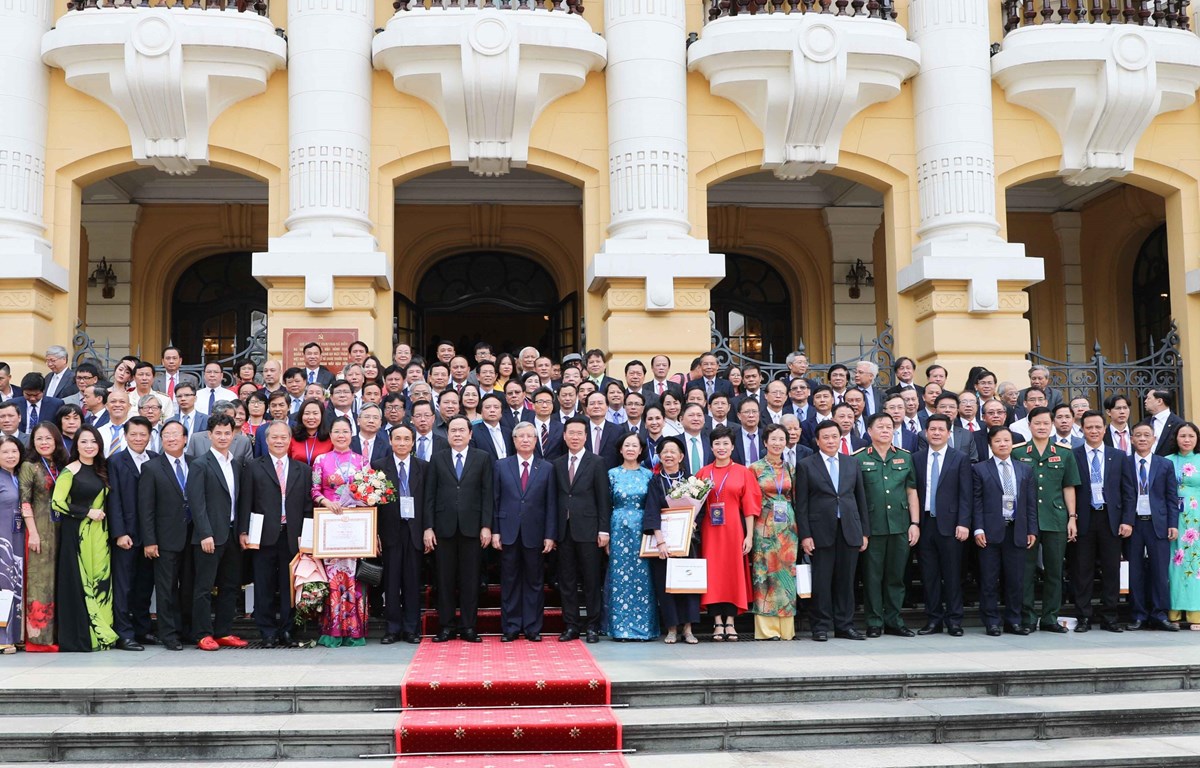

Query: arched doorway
[398,252,577,361]
[711,253,794,360]
[171,252,267,361]
[1132,224,1170,359]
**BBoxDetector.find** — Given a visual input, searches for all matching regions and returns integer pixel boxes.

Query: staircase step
[421,607,566,635]
[395,706,620,754]
[0,685,399,716]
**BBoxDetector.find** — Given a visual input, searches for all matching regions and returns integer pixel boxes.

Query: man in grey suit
[853,360,886,417]
[795,419,871,642]
[1018,365,1063,411]
[186,402,252,463]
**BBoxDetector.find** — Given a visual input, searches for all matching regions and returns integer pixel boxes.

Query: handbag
[355,557,383,587]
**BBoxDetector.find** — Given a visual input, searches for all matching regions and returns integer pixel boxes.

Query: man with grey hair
[1020,365,1063,411]
[352,402,388,463]
[186,401,253,462]
[854,360,884,418]
[44,345,76,400]
[786,351,818,391]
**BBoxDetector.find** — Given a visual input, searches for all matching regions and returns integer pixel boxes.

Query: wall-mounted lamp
[845,258,874,300]
[88,258,118,300]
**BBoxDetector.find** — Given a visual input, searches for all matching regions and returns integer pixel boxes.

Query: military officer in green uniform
[1013,405,1079,632]
[856,412,920,637]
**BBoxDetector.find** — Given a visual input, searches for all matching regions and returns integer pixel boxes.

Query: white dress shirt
[210,447,237,522]
[924,447,942,512]
[488,423,508,459]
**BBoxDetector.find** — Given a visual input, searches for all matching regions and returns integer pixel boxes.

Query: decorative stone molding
[589,237,726,312]
[373,8,606,177]
[688,15,919,180]
[993,25,1200,186]
[42,8,286,175]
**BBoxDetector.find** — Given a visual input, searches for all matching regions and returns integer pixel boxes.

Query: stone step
[624,734,1200,767]
[617,690,1200,753]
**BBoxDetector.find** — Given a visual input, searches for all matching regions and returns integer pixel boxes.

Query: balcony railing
[392,0,583,14]
[706,0,896,21]
[1001,0,1191,32]
[65,0,267,14]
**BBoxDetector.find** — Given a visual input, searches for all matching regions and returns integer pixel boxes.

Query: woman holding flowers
[642,435,701,644]
[1168,422,1200,628]
[310,417,371,647]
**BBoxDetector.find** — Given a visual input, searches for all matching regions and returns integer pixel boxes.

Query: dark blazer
[350,433,390,464]
[1129,452,1181,537]
[187,450,241,546]
[84,410,110,430]
[584,419,623,469]
[17,395,64,434]
[108,449,157,545]
[500,406,534,433]
[686,377,734,399]
[971,458,1038,543]
[733,391,769,417]
[304,366,335,389]
[794,451,870,548]
[46,369,77,400]
[885,382,925,400]
[971,428,990,463]
[552,451,612,542]
[730,426,765,466]
[372,454,427,552]
[1140,412,1185,457]
[679,431,714,474]
[857,385,885,416]
[237,453,311,553]
[528,418,565,461]
[137,453,193,553]
[471,422,515,462]
[412,430,450,462]
[1102,425,1134,454]
[641,380,684,407]
[1072,443,1137,537]
[917,427,979,463]
[423,446,494,537]
[912,446,972,537]
[892,428,919,453]
[493,454,558,548]
[168,410,208,437]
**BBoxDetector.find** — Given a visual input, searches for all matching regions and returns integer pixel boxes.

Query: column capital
[254,234,391,310]
[588,238,724,312]
[899,235,1042,313]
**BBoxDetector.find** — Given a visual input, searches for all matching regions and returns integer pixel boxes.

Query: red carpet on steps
[395,637,627,768]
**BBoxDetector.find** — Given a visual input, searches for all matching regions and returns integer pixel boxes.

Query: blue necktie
[1090,449,1103,509]
[308,371,315,384]
[28,404,38,431]
[929,451,940,517]
[397,460,409,496]
[1139,458,1148,492]
[419,437,428,462]
[455,453,464,481]
[748,435,758,464]
[827,456,840,518]
[207,389,215,413]
[174,457,191,522]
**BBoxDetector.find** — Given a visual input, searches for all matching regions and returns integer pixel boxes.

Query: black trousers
[382,541,423,635]
[112,544,156,641]
[251,542,293,639]
[918,516,964,628]
[192,526,242,639]
[558,522,603,632]
[435,533,481,632]
[648,557,700,629]
[500,542,547,635]
[153,541,194,644]
[1073,513,1123,624]
[809,520,860,634]
[978,523,1026,628]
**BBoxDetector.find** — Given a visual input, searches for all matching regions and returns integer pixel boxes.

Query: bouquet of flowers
[346,468,397,507]
[666,475,713,512]
[294,582,329,627]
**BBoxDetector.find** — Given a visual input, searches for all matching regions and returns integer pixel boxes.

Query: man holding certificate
[238,420,312,647]
[491,422,558,642]
[372,424,426,644]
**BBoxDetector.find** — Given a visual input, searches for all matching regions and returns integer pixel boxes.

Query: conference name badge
[1091,482,1105,505]
[400,496,415,520]
[1137,494,1151,516]
[772,501,787,523]
[710,501,726,527]
[1002,493,1015,521]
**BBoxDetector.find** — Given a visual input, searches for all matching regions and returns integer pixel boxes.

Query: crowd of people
[0,340,1196,652]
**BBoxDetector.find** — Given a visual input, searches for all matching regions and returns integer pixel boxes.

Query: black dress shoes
[1074,618,1092,633]
[866,626,882,638]
[559,628,580,642]
[524,632,542,642]
[461,629,482,643]
[1126,620,1145,631]
[136,634,160,646]
[1003,623,1031,636]
[1151,619,1180,632]
[115,638,144,652]
[884,625,915,638]
[917,623,943,635]
[811,631,828,642]
[380,633,400,645]
[585,630,600,644]
[834,628,867,641]
[985,625,1002,637]
[281,632,301,648]
[163,638,184,651]
[947,626,964,637]
[432,629,456,643]
[1039,622,1069,634]
[403,631,422,644]
[501,632,520,643]
[1100,622,1124,633]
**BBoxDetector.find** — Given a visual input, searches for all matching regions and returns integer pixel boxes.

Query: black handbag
[355,558,383,587]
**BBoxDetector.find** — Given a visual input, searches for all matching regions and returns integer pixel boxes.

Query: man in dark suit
[423,415,493,642]
[685,353,734,401]
[43,345,77,400]
[972,426,1038,636]
[492,422,558,642]
[16,373,63,435]
[187,414,247,651]
[237,420,312,647]
[680,404,713,473]
[884,356,924,400]
[1126,423,1181,631]
[882,394,919,452]
[582,349,620,395]
[472,393,514,462]
[731,398,765,465]
[373,424,426,644]
[1141,388,1184,457]
[528,386,565,461]
[301,341,335,388]
[553,417,611,643]
[641,354,683,407]
[583,391,622,469]
[1072,410,1136,633]
[975,398,1008,461]
[411,400,449,462]
[913,415,973,636]
[733,364,769,416]
[350,403,389,464]
[500,379,534,433]
[795,419,870,641]
[107,416,157,651]
[853,361,886,417]
[137,420,193,651]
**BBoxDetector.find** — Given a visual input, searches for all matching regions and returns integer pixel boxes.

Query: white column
[1051,211,1086,361]
[82,204,140,359]
[0,0,67,290]
[824,207,882,361]
[252,0,389,309]
[587,0,723,311]
[897,0,1039,311]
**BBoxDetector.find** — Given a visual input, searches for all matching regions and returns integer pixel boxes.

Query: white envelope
[246,513,264,550]
[298,517,314,554]
[665,558,707,594]
[0,589,13,629]
[795,563,813,599]
[1120,560,1130,595]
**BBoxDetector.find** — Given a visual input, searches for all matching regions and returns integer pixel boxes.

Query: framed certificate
[313,508,378,559]
[640,509,697,558]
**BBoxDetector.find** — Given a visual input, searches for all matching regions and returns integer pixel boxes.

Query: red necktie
[521,460,529,492]
[166,375,175,399]
[658,382,664,396]
[1119,430,1129,453]
[840,437,850,455]
[275,458,287,524]
[968,422,976,432]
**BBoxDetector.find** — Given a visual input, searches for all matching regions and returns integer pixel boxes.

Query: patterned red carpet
[394,637,627,767]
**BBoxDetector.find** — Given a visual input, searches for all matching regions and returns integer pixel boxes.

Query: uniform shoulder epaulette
[852,446,868,455]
